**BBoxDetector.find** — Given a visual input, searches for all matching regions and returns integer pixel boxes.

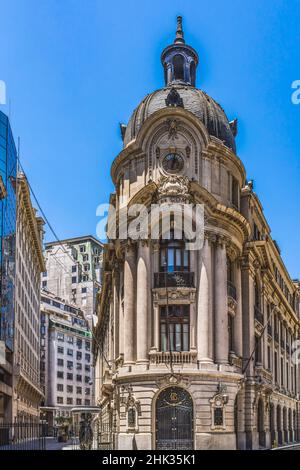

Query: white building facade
[93,18,300,450]
[40,291,93,427]
[42,236,103,326]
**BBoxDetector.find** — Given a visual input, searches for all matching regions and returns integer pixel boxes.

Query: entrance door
[155,387,193,450]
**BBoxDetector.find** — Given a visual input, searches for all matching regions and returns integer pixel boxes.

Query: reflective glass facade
[0,110,17,351]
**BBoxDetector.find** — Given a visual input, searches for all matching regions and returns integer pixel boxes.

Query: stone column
[215,237,229,364]
[234,259,243,358]
[136,241,150,364]
[197,237,213,362]
[123,244,136,365]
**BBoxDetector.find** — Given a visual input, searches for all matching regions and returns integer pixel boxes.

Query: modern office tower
[42,236,103,326]
[0,110,17,423]
[40,290,93,428]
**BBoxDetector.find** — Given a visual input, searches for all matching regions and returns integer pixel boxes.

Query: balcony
[154,271,194,288]
[149,350,197,365]
[254,306,264,325]
[227,281,237,300]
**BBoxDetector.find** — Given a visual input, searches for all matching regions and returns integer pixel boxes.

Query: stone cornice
[17,175,45,272]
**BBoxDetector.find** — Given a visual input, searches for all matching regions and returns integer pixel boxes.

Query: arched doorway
[155,387,193,450]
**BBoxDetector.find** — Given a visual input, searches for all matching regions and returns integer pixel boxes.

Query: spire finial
[174,15,185,44]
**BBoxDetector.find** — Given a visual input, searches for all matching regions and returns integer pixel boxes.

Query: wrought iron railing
[154,272,194,288]
[274,332,279,343]
[227,281,237,300]
[254,306,264,325]
[0,421,46,450]
[149,350,197,365]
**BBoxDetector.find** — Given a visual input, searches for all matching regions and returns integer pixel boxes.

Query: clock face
[162,153,184,173]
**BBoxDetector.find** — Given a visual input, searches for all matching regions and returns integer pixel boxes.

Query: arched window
[173,54,184,81]
[190,61,196,86]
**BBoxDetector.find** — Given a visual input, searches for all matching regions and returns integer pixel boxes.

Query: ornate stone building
[93,17,300,450]
[13,173,45,421]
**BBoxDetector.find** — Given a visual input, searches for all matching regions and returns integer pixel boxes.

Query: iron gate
[155,387,194,450]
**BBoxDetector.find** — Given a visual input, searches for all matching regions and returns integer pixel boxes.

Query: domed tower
[95,17,253,451]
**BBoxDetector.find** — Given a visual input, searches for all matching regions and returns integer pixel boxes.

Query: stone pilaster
[136,241,150,364]
[234,259,243,358]
[215,237,229,364]
[123,244,136,364]
[197,236,213,363]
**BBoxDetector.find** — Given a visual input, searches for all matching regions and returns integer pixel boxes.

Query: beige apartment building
[93,18,300,450]
[13,173,45,421]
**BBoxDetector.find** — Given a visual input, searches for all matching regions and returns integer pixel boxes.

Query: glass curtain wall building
[0,110,17,352]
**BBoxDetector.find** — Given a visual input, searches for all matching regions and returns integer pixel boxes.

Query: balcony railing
[227,281,237,300]
[274,331,279,343]
[149,350,197,365]
[280,339,285,350]
[254,306,264,325]
[154,271,194,288]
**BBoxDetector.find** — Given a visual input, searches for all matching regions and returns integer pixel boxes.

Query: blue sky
[1,0,300,278]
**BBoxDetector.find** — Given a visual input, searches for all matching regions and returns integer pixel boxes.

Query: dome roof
[123,84,236,152]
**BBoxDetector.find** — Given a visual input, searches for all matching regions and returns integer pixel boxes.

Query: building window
[67,336,73,344]
[82,275,88,282]
[77,351,82,360]
[81,288,87,294]
[85,388,90,395]
[67,361,73,369]
[255,336,262,365]
[159,240,189,273]
[274,351,278,383]
[85,376,90,384]
[72,276,77,284]
[173,54,184,81]
[76,387,82,394]
[231,176,239,209]
[228,314,234,353]
[57,358,64,366]
[57,371,64,379]
[72,265,77,273]
[76,363,82,370]
[57,346,64,354]
[67,398,73,405]
[214,407,224,427]
[76,375,82,382]
[85,341,90,351]
[76,399,82,405]
[84,399,90,406]
[57,397,63,404]
[85,365,90,372]
[67,349,73,356]
[67,373,73,380]
[267,345,272,371]
[42,281,47,288]
[160,305,189,352]
[84,264,90,272]
[85,353,90,362]
[79,245,86,253]
[77,339,82,349]
[57,384,63,391]
[82,254,89,262]
[67,385,73,393]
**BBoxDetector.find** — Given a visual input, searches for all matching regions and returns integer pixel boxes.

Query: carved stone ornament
[166,118,179,139]
[157,175,190,199]
[156,373,190,389]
